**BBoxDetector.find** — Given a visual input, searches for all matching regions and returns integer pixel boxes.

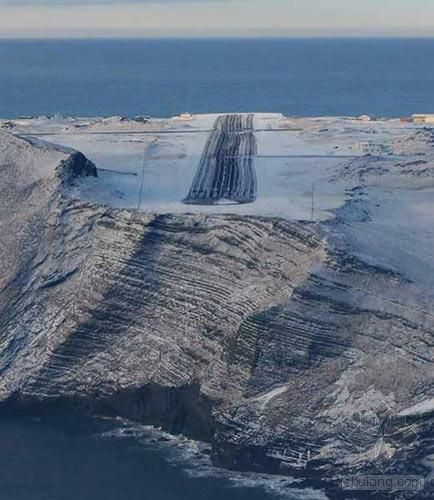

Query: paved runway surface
[183,114,257,205]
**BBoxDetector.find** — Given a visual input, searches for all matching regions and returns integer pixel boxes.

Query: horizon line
[1,34,434,40]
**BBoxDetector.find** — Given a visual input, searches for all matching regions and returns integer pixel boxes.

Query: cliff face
[0,129,433,497]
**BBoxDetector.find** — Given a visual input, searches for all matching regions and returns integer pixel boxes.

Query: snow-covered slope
[0,115,433,498]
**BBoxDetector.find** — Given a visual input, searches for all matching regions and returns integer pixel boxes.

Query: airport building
[412,114,434,124]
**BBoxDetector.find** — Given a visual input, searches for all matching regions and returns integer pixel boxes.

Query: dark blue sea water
[0,417,308,500]
[1,38,432,500]
[0,38,433,119]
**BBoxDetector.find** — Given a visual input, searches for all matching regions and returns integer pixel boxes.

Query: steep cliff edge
[0,128,432,498]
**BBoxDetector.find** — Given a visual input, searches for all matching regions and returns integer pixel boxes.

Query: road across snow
[3,112,432,224]
[9,113,351,220]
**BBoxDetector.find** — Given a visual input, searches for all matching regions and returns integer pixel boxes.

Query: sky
[0,0,433,38]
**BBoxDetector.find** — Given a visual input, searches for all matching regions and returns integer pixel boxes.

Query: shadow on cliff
[1,213,215,442]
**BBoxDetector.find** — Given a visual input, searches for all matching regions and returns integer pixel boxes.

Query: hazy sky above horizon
[0,0,433,38]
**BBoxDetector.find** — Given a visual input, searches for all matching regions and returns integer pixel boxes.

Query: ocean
[0,416,325,500]
[0,38,433,119]
[1,38,433,500]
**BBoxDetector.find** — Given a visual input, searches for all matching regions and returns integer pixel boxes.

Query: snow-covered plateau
[0,113,433,498]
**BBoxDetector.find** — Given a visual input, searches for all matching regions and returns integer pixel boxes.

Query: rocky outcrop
[0,131,432,498]
[58,151,97,184]
[213,251,434,483]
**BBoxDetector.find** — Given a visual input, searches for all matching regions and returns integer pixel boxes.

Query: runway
[183,114,257,205]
